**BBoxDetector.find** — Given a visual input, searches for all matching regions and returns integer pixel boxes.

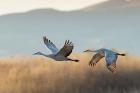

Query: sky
[0,0,107,15]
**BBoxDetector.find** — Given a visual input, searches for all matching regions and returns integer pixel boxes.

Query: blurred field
[0,53,140,93]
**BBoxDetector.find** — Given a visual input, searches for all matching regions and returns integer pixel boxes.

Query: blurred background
[0,1,140,93]
[0,0,139,56]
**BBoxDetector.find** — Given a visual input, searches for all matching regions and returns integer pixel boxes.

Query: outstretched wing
[43,36,59,54]
[56,40,73,57]
[89,52,104,67]
[105,53,118,67]
[105,53,118,74]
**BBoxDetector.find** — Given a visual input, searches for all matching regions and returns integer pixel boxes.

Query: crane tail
[117,53,126,56]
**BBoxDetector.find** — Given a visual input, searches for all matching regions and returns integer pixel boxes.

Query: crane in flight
[33,36,79,62]
[84,48,126,73]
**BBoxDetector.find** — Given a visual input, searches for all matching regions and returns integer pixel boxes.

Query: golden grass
[0,53,140,93]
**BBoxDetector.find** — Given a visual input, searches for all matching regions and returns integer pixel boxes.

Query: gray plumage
[84,48,126,73]
[33,36,79,62]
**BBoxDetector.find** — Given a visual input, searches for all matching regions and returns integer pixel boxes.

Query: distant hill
[0,0,140,56]
[83,0,140,11]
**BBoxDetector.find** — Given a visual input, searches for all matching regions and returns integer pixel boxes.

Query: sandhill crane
[84,48,126,73]
[33,36,79,62]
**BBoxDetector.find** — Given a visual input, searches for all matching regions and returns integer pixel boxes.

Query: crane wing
[43,36,59,54]
[89,52,104,67]
[56,40,73,57]
[105,53,118,66]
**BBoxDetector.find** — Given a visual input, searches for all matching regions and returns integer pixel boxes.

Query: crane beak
[84,49,93,52]
[33,52,38,55]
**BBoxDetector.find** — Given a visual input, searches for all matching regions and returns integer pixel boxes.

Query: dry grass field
[0,53,140,93]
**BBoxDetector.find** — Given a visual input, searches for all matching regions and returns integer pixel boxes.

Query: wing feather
[56,40,73,57]
[43,36,59,54]
[89,52,104,67]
